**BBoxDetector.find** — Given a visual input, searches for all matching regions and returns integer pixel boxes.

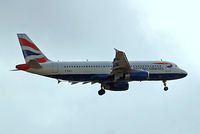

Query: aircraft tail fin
[17,34,50,63]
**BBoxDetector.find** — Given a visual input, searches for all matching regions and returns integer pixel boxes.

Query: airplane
[14,34,187,96]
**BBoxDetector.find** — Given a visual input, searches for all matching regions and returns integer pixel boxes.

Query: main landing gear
[98,89,105,96]
[163,80,168,91]
[98,85,106,96]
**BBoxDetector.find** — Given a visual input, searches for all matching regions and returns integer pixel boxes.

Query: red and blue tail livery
[17,34,49,63]
[14,34,187,96]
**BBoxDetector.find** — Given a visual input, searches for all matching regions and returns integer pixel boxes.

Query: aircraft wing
[111,49,131,74]
[110,49,132,81]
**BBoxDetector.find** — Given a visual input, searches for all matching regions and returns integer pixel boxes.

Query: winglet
[114,48,119,52]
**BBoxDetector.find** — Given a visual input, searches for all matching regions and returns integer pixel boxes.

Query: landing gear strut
[98,85,106,96]
[163,80,168,91]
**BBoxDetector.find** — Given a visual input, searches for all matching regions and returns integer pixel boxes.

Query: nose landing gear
[163,80,168,91]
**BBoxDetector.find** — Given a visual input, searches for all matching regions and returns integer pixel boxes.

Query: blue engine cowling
[125,70,149,81]
[104,82,129,91]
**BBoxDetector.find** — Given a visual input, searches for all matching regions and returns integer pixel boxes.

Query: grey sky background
[0,0,200,134]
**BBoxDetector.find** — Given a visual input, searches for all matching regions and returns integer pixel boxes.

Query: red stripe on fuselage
[153,62,170,64]
[19,38,40,51]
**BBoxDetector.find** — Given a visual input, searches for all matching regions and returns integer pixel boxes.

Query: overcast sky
[1,0,200,134]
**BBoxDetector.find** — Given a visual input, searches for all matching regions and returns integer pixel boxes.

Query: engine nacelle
[104,82,129,91]
[125,70,149,81]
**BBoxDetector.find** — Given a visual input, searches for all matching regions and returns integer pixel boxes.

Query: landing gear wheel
[164,86,168,91]
[162,80,168,91]
[98,89,105,96]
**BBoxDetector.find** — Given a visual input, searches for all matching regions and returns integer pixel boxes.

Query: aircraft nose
[182,70,188,77]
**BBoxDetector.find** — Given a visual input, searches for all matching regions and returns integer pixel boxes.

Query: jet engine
[104,82,129,91]
[124,70,149,81]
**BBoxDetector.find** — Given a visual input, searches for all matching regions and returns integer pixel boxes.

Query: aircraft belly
[46,74,109,82]
[148,73,186,80]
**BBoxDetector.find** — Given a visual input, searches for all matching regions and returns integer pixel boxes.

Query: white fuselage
[26,61,187,82]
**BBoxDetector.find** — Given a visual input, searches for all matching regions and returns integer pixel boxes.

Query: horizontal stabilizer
[11,69,20,71]
[28,60,42,69]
